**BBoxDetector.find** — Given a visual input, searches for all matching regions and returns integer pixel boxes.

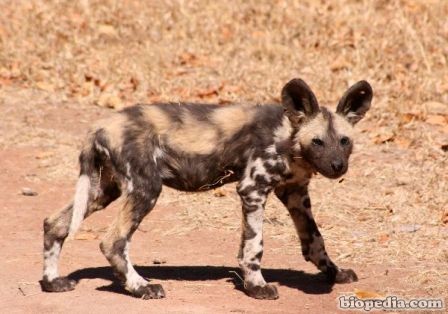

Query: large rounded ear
[281,78,319,121]
[336,81,373,125]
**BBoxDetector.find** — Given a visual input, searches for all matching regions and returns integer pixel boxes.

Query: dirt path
[0,151,417,314]
[0,88,446,313]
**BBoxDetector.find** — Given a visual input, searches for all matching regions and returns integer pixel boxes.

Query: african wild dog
[41,78,372,300]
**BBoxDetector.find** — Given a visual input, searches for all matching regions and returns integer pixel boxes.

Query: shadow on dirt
[67,265,333,296]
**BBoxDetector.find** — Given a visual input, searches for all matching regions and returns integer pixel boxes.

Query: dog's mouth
[314,165,348,179]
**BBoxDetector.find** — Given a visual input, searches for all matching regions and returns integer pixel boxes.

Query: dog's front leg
[236,168,279,299]
[275,183,358,284]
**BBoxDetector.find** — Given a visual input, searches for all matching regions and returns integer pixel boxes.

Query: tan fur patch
[294,112,328,150]
[211,105,255,138]
[143,106,218,154]
[140,104,256,155]
[169,111,218,154]
[273,116,293,143]
[92,114,127,152]
[141,106,172,134]
[333,114,355,138]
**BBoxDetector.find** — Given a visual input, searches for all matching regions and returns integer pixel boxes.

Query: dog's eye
[340,136,350,146]
[312,138,324,146]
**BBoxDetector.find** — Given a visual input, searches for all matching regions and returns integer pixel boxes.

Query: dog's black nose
[331,160,344,172]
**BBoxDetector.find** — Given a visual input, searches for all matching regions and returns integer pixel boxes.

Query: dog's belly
[159,155,242,192]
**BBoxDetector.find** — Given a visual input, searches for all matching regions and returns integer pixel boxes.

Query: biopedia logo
[339,295,445,312]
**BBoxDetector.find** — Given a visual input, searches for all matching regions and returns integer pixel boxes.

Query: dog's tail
[68,174,91,237]
[67,140,96,238]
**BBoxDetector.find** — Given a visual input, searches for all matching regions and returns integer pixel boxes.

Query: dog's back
[85,102,285,191]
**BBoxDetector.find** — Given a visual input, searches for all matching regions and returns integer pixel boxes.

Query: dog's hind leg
[41,148,121,292]
[99,162,164,299]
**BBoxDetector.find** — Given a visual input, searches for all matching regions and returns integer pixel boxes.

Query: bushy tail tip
[68,175,90,238]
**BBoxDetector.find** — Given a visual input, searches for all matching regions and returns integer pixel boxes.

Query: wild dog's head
[281,78,373,179]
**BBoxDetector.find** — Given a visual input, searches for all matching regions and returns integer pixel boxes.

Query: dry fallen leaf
[394,136,412,149]
[399,112,420,125]
[196,83,223,98]
[371,128,395,144]
[330,56,350,72]
[213,188,227,197]
[0,77,14,86]
[377,233,389,245]
[423,101,448,116]
[75,231,98,240]
[147,94,161,103]
[442,211,448,225]
[97,24,118,37]
[35,81,54,92]
[35,151,54,160]
[96,92,123,110]
[354,288,384,299]
[178,52,197,66]
[425,114,447,126]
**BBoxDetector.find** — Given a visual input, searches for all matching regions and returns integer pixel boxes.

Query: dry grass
[1,0,448,107]
[0,0,447,299]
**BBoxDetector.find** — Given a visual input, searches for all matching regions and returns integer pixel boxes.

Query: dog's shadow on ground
[68,265,334,296]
